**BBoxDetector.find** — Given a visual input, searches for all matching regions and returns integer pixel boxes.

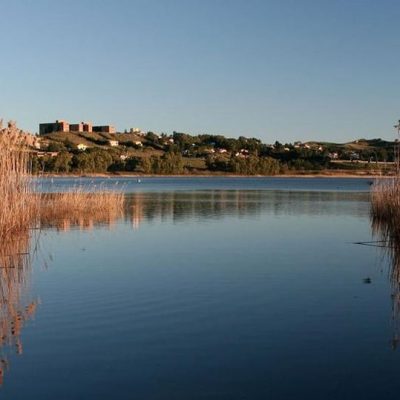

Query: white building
[77,143,88,151]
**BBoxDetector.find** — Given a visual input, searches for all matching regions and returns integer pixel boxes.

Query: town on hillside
[19,119,399,175]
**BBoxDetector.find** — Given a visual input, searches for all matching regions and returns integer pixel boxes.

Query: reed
[371,177,400,221]
[371,177,400,347]
[0,120,125,236]
[0,119,125,384]
[39,188,125,225]
[0,121,37,241]
[370,178,400,287]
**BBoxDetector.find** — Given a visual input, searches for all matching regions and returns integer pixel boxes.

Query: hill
[30,131,397,175]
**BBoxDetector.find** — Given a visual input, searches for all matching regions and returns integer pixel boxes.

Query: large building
[39,120,115,135]
[92,125,116,133]
[70,122,93,132]
[39,120,69,135]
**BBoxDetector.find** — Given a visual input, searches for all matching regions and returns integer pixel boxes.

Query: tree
[51,152,72,173]
[47,142,66,152]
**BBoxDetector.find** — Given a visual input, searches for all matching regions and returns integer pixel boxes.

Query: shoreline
[37,172,384,179]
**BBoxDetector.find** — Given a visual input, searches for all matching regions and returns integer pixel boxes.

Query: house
[134,141,143,147]
[350,152,360,160]
[108,140,119,147]
[217,148,227,154]
[33,138,41,149]
[35,151,58,158]
[120,155,128,161]
[77,143,88,151]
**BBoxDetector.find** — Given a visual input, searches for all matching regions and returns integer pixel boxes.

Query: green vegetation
[32,130,397,175]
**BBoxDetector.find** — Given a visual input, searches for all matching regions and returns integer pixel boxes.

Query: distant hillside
[29,131,397,175]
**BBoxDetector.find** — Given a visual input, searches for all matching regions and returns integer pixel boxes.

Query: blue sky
[1,0,399,142]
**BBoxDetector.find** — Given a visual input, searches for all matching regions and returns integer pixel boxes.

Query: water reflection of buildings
[0,234,38,385]
[130,194,144,230]
[38,191,370,232]
[123,191,369,228]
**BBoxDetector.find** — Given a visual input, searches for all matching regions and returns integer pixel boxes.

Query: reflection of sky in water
[3,186,400,400]
[35,176,373,193]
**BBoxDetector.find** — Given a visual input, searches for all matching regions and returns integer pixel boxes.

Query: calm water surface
[2,177,399,399]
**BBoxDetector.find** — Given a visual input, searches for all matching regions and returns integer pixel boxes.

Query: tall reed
[0,120,125,237]
[371,177,400,347]
[0,120,37,241]
[40,189,125,228]
[0,119,125,383]
[371,177,400,222]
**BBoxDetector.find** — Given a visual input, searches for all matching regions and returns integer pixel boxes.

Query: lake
[1,177,399,399]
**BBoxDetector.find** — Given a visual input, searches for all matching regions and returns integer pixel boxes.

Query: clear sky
[1,0,399,143]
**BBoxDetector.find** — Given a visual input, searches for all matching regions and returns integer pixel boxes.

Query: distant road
[331,160,395,166]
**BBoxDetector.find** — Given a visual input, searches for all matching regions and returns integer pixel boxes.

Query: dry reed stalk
[0,120,37,241]
[371,177,400,221]
[0,119,125,235]
[0,119,125,383]
[39,189,125,228]
[371,177,400,347]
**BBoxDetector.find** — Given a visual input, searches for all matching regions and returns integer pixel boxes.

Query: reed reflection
[38,190,369,232]
[371,213,400,349]
[0,234,38,385]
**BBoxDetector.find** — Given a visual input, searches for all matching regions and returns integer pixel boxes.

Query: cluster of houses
[293,141,324,152]
[34,119,148,160]
[193,147,250,158]
[34,120,366,162]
